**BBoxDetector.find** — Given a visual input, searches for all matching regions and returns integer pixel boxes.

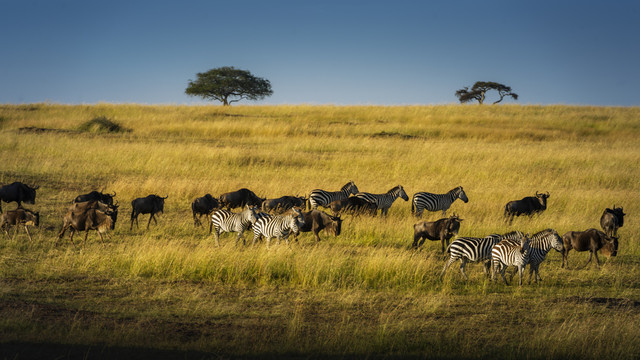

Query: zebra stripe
[411,186,468,217]
[442,231,523,280]
[526,229,563,283]
[491,234,531,285]
[355,185,409,216]
[308,181,359,209]
[209,206,258,246]
[252,208,305,248]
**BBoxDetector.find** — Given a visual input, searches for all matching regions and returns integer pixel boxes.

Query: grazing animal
[441,231,524,280]
[57,208,117,246]
[491,234,531,285]
[504,191,550,225]
[308,181,359,209]
[562,229,618,269]
[355,185,409,216]
[412,213,463,253]
[209,206,259,246]
[219,188,264,210]
[296,210,342,242]
[328,197,377,217]
[74,190,116,205]
[0,182,39,213]
[252,208,305,248]
[600,205,625,237]
[191,194,220,227]
[411,186,469,217]
[68,200,117,214]
[0,208,40,241]
[524,229,564,283]
[262,195,307,214]
[130,194,168,230]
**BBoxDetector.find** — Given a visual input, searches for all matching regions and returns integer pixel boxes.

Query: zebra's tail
[411,197,415,214]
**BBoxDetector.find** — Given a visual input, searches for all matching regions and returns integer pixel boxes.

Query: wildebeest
[295,209,342,242]
[130,194,168,230]
[1,207,40,241]
[504,191,550,225]
[600,205,625,237]
[68,200,116,214]
[562,228,618,269]
[191,194,220,227]
[262,195,307,214]
[328,197,377,217]
[57,208,117,246]
[0,182,39,213]
[412,213,463,253]
[74,190,116,205]
[219,188,264,210]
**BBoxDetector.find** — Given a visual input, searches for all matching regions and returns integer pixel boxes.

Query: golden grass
[1,103,640,358]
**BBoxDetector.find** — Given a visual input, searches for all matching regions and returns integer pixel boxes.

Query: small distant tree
[455,81,518,104]
[185,66,273,106]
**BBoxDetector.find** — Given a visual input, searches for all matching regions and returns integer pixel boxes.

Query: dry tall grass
[1,104,639,358]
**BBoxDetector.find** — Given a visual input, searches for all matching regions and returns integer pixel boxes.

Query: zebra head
[393,185,409,201]
[549,230,564,252]
[456,186,469,203]
[243,205,259,224]
[344,181,359,195]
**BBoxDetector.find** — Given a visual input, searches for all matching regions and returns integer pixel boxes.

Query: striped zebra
[209,205,258,247]
[355,185,409,216]
[252,208,305,248]
[411,186,468,217]
[524,229,563,283]
[491,234,531,285]
[308,181,359,209]
[441,231,524,280]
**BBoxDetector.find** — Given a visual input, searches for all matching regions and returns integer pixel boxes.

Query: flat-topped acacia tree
[185,66,273,106]
[455,81,518,104]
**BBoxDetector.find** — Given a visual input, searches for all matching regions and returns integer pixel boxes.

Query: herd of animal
[0,180,627,285]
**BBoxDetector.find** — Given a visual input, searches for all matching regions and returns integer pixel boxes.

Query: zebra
[411,186,468,217]
[308,181,359,209]
[441,231,524,280]
[252,208,305,248]
[209,205,258,247]
[491,233,531,285]
[523,228,564,284]
[355,185,409,216]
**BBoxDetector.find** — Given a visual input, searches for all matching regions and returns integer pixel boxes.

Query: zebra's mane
[449,186,462,194]
[341,181,355,191]
[387,185,403,193]
[529,228,558,243]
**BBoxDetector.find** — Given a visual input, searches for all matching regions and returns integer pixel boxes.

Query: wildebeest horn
[546,191,550,197]
[112,191,117,197]
[536,191,541,196]
[162,195,169,199]
[33,185,40,190]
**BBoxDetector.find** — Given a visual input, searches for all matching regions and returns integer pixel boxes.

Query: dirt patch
[18,126,78,134]
[561,296,640,309]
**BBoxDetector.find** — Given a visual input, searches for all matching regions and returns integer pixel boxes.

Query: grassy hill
[1,104,639,359]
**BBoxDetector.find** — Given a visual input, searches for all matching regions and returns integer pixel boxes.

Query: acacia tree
[455,81,518,104]
[185,67,273,106]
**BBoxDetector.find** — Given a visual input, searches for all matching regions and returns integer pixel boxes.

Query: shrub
[78,116,128,133]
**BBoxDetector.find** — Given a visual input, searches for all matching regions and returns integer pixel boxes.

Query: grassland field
[0,104,639,359]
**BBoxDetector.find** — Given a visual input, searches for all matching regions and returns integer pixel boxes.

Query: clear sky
[1,0,638,106]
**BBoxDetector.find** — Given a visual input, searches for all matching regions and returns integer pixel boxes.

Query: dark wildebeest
[262,195,307,214]
[191,194,220,227]
[74,190,116,205]
[600,205,625,237]
[0,182,39,213]
[412,213,463,253]
[295,210,342,242]
[219,188,264,210]
[1,208,40,241]
[504,191,550,225]
[57,208,117,246]
[130,194,168,230]
[328,197,378,217]
[562,228,618,269]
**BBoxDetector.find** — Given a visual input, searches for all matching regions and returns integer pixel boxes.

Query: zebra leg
[213,229,221,247]
[500,266,509,285]
[440,257,456,278]
[235,230,245,246]
[459,259,469,280]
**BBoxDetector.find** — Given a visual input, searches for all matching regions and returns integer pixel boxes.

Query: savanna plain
[0,104,639,359]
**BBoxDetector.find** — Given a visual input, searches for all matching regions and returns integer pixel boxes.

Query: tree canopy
[455,81,518,104]
[185,67,273,106]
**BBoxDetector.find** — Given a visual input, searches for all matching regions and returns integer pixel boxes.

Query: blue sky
[1,0,638,106]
